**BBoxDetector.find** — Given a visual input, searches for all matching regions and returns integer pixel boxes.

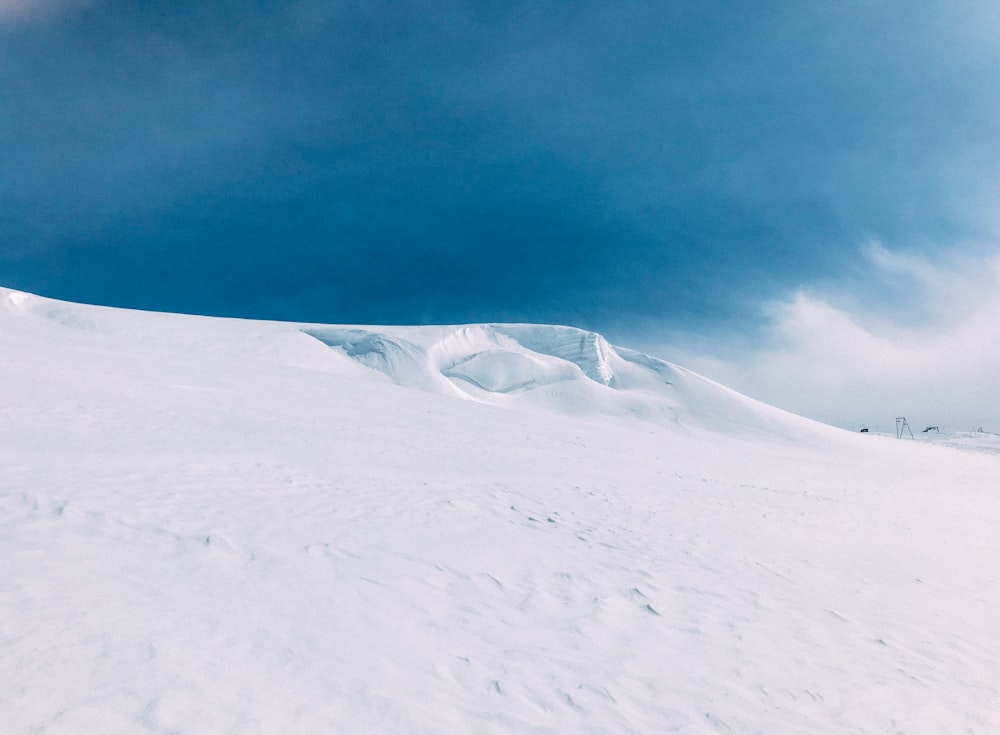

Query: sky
[3,1,1000,429]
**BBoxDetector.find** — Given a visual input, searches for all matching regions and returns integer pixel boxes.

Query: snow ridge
[2,286,827,439]
[303,322,827,438]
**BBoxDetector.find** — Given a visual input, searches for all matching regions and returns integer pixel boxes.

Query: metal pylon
[896,417,914,439]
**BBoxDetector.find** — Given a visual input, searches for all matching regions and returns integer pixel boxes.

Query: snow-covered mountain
[2,287,998,734]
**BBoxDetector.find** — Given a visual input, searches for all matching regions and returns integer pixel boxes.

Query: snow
[2,286,999,734]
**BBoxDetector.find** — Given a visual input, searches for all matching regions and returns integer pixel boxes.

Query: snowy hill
[302,322,833,438]
[2,285,824,438]
[2,287,998,734]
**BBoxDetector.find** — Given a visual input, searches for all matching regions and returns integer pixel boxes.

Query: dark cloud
[2,1,999,336]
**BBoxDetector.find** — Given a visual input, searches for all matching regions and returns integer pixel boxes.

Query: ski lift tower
[896,417,914,439]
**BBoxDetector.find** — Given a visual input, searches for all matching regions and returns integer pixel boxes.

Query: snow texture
[2,287,998,734]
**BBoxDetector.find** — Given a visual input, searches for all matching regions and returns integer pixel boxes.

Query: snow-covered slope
[2,287,998,734]
[303,322,832,438]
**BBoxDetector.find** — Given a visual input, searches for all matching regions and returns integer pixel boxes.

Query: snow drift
[2,287,998,735]
[303,322,827,438]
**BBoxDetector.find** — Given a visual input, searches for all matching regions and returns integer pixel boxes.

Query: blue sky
[3,1,1000,427]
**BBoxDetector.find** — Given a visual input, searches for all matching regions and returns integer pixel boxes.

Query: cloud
[0,0,89,23]
[671,243,1000,431]
[4,2,1000,335]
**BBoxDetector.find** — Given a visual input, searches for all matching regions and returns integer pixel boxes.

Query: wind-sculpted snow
[491,324,617,386]
[304,322,822,437]
[3,286,1000,735]
[304,327,445,392]
[304,323,622,391]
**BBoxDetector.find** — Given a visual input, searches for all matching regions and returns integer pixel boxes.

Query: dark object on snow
[859,428,869,433]
[922,426,939,433]
[896,417,914,439]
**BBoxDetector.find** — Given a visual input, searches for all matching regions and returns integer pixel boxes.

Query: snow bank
[304,322,832,439]
[2,287,998,734]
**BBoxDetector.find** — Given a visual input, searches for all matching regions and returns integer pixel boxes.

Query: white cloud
[672,244,1000,432]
